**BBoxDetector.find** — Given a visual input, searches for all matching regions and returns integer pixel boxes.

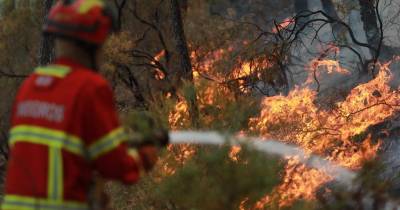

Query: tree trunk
[170,0,192,81]
[295,0,309,13]
[38,0,54,66]
[321,0,339,19]
[320,0,342,34]
[295,0,309,28]
[169,0,198,127]
[114,0,127,31]
[358,0,380,52]
[358,0,400,62]
[320,0,350,47]
[179,0,188,12]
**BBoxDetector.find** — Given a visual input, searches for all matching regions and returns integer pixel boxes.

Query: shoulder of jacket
[75,69,111,94]
[17,74,37,93]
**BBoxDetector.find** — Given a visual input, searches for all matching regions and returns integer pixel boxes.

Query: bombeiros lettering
[17,100,65,123]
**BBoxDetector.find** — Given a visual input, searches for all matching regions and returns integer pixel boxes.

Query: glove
[138,145,158,172]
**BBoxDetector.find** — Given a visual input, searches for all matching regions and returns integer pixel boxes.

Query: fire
[230,59,271,93]
[153,50,166,80]
[232,59,270,79]
[170,144,196,163]
[254,195,271,209]
[229,131,247,162]
[306,59,351,84]
[234,62,253,78]
[154,50,165,61]
[250,61,397,207]
[164,42,398,207]
[277,159,331,205]
[158,144,196,176]
[239,197,249,210]
[169,100,190,130]
[166,99,196,174]
[313,59,349,74]
[229,145,242,162]
[191,48,227,77]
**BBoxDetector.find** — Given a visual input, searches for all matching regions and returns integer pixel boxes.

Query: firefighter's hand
[138,145,158,172]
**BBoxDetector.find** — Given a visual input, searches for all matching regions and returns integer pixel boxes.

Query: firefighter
[1,0,169,209]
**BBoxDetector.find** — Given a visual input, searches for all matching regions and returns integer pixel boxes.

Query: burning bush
[157,145,283,210]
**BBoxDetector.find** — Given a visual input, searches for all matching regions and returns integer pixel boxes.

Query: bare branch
[129,0,171,64]
[0,69,28,79]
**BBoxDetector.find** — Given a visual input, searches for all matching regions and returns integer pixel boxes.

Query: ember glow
[229,145,242,162]
[169,100,190,130]
[153,50,166,80]
[166,43,399,207]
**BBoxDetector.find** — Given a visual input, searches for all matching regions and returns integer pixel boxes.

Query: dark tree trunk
[295,0,309,13]
[321,0,339,19]
[321,0,341,32]
[113,0,127,31]
[358,0,380,51]
[169,0,198,127]
[358,0,400,62]
[320,0,348,44]
[295,0,309,28]
[179,0,188,12]
[169,0,193,80]
[38,0,55,66]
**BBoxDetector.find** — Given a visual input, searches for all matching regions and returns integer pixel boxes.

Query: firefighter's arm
[81,81,158,184]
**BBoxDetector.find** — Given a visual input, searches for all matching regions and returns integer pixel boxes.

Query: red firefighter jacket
[2,58,144,210]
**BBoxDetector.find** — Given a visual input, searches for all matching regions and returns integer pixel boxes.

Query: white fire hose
[168,131,400,210]
[170,131,356,184]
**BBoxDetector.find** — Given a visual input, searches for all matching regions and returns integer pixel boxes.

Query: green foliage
[109,145,284,210]
[198,95,259,132]
[158,145,282,210]
[124,110,161,139]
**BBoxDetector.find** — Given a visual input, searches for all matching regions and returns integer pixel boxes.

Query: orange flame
[250,62,395,207]
[229,145,242,162]
[169,100,190,130]
[306,59,351,85]
[164,44,397,208]
[153,50,166,80]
